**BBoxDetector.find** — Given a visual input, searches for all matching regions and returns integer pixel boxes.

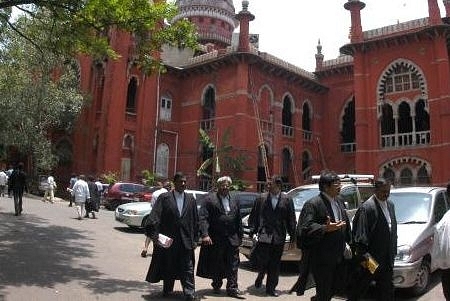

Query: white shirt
[174,191,184,216]
[95,181,103,192]
[376,198,391,229]
[220,195,230,213]
[323,192,341,221]
[0,172,7,185]
[71,179,90,203]
[47,176,56,191]
[270,193,279,210]
[151,187,168,205]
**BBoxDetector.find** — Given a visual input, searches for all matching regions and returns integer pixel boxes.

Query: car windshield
[287,188,320,211]
[390,192,432,224]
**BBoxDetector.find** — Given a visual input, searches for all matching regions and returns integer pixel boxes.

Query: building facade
[66,0,450,190]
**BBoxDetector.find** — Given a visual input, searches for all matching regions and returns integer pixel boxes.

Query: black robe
[196,192,242,279]
[145,191,199,282]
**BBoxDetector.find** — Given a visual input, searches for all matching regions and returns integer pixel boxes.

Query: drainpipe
[153,70,161,174]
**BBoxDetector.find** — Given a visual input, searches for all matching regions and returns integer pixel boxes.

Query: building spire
[344,0,366,43]
[315,39,324,71]
[428,0,442,24]
[235,1,255,52]
[442,0,450,18]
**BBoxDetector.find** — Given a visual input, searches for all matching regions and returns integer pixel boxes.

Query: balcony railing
[340,142,356,153]
[381,131,430,148]
[282,125,294,137]
[302,130,312,142]
[200,118,215,131]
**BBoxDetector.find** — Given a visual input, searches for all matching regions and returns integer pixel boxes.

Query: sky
[232,0,447,72]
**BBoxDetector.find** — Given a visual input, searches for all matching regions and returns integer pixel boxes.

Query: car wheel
[410,259,430,296]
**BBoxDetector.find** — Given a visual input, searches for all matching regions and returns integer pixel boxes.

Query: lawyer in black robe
[145,172,199,300]
[348,178,397,301]
[196,176,243,297]
[298,170,351,301]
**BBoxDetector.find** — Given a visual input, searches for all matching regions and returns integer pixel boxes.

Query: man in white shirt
[0,170,8,197]
[70,175,90,220]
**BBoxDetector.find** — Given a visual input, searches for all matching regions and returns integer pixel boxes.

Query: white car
[115,189,208,228]
[391,186,450,295]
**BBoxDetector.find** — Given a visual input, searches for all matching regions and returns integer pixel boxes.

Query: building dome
[174,0,238,48]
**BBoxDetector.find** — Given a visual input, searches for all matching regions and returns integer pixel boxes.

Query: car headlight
[125,210,139,215]
[395,244,412,262]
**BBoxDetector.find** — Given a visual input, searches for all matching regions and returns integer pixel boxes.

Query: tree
[197,128,251,191]
[0,0,198,72]
[0,18,85,172]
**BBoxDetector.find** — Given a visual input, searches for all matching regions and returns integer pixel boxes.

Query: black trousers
[254,242,284,293]
[347,264,394,301]
[163,247,195,297]
[211,244,240,292]
[13,189,24,215]
[442,268,450,300]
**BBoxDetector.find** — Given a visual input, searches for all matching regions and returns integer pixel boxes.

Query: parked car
[239,174,375,261]
[230,191,260,217]
[104,182,155,210]
[114,189,208,228]
[391,186,450,295]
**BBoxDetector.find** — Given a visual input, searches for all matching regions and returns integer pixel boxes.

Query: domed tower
[173,0,238,49]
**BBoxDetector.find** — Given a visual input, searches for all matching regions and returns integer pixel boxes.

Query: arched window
[340,98,355,152]
[160,96,172,121]
[399,168,413,186]
[123,134,133,149]
[282,96,293,136]
[282,96,292,127]
[126,77,138,113]
[382,168,395,185]
[156,144,169,178]
[302,102,311,131]
[417,165,430,184]
[201,86,215,130]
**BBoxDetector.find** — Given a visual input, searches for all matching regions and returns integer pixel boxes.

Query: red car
[104,182,156,210]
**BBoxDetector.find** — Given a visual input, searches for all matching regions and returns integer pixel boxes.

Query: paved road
[0,195,446,301]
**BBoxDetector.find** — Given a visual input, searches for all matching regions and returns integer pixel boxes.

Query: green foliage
[0,0,198,73]
[141,169,156,186]
[197,128,250,189]
[0,17,85,171]
[101,171,119,185]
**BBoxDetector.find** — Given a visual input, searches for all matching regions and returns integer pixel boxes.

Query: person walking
[85,175,100,219]
[430,183,450,300]
[0,170,8,197]
[348,178,397,301]
[68,174,77,207]
[9,162,27,216]
[70,175,90,220]
[297,170,352,301]
[43,175,57,203]
[144,172,199,301]
[248,175,296,297]
[196,176,244,298]
[141,179,171,258]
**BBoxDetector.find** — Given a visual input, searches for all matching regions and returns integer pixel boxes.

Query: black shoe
[185,294,199,301]
[68,204,73,207]
[91,212,96,219]
[141,250,147,258]
[14,213,18,216]
[84,214,89,218]
[227,289,245,299]
[266,290,279,297]
[254,274,264,288]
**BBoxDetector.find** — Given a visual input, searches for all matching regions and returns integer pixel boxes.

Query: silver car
[391,186,450,295]
[115,189,208,228]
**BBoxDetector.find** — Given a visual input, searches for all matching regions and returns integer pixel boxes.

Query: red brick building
[66,0,450,190]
